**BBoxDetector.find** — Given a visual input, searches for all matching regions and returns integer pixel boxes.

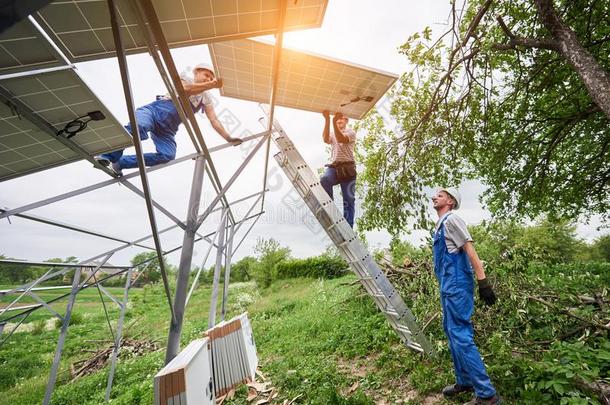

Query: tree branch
[493,15,559,51]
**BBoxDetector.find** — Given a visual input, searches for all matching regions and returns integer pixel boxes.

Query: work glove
[477,278,497,306]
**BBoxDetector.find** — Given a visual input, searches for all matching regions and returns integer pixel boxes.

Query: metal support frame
[220,224,235,321]
[107,0,174,320]
[165,155,206,363]
[105,267,133,401]
[0,0,298,402]
[43,267,82,405]
[207,209,227,329]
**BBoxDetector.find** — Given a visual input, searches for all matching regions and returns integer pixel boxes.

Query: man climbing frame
[96,63,243,175]
[320,110,357,228]
[431,188,502,405]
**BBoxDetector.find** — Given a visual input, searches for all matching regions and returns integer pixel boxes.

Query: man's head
[431,187,461,213]
[334,112,349,130]
[193,63,215,84]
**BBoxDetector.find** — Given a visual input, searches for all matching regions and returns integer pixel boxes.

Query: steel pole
[165,156,206,363]
[220,224,235,321]
[107,0,174,320]
[43,267,81,405]
[207,209,227,329]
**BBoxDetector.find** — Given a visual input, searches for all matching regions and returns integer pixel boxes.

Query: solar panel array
[0,19,62,76]
[33,0,328,63]
[209,39,398,119]
[0,69,132,181]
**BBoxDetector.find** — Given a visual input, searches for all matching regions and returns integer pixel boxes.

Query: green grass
[1,265,608,404]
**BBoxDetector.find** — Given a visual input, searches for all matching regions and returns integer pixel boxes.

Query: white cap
[440,187,461,210]
[193,63,215,75]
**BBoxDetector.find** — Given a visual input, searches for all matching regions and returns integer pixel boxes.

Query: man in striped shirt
[320,111,357,228]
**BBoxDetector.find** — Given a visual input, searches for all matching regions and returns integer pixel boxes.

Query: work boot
[463,394,502,405]
[95,157,110,167]
[442,384,474,397]
[111,161,123,176]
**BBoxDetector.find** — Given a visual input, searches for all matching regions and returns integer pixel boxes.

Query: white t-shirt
[435,212,473,253]
[329,128,357,163]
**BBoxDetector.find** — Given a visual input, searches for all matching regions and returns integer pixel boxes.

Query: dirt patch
[335,353,447,404]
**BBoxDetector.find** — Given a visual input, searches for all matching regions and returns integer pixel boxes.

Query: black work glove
[477,278,497,306]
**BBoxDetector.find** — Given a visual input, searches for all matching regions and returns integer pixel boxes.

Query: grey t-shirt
[435,212,473,253]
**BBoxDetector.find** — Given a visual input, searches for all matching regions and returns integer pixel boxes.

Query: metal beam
[0,131,267,220]
[0,209,155,250]
[184,209,228,307]
[165,155,206,363]
[260,0,288,211]
[207,209,227,329]
[133,0,238,226]
[0,259,127,269]
[43,267,81,405]
[220,224,235,321]
[107,0,174,320]
[196,133,269,229]
[105,267,133,401]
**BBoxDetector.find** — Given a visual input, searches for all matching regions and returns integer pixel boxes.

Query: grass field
[1,265,608,404]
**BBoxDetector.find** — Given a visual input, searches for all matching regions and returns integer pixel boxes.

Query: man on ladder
[96,63,242,175]
[320,111,357,228]
[431,188,501,405]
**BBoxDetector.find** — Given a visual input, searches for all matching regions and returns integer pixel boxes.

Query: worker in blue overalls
[96,63,242,175]
[431,188,501,405]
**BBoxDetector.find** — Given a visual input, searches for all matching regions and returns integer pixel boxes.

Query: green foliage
[130,251,165,286]
[469,218,598,273]
[589,234,610,262]
[54,311,84,329]
[30,319,47,335]
[251,238,291,288]
[356,0,610,233]
[276,256,349,279]
[230,256,257,282]
[520,340,610,403]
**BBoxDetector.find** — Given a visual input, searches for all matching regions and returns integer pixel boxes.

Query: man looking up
[320,111,357,228]
[97,63,242,175]
[431,188,501,405]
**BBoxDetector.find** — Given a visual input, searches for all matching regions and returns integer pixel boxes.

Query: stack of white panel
[153,338,214,405]
[206,312,258,397]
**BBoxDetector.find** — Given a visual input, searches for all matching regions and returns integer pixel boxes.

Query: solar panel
[0,19,62,76]
[0,68,132,182]
[208,39,398,119]
[32,0,328,63]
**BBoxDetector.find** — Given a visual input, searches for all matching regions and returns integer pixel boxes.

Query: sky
[0,0,605,269]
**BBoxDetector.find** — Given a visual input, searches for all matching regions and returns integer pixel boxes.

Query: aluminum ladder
[261,109,434,355]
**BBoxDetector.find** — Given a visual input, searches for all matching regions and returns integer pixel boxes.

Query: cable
[57,110,106,139]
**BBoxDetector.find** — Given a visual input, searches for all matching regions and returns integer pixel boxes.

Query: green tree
[589,234,610,262]
[251,238,291,288]
[130,251,164,286]
[356,0,610,234]
[230,256,256,282]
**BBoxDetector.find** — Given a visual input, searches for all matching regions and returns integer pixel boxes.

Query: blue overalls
[433,214,496,398]
[101,97,204,169]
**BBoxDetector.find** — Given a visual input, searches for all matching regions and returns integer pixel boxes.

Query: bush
[251,238,291,288]
[30,319,46,335]
[54,311,84,329]
[276,256,349,280]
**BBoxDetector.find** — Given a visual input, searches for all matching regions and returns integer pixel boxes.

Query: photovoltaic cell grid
[32,0,328,63]
[0,69,132,181]
[0,19,62,76]
[209,39,398,119]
